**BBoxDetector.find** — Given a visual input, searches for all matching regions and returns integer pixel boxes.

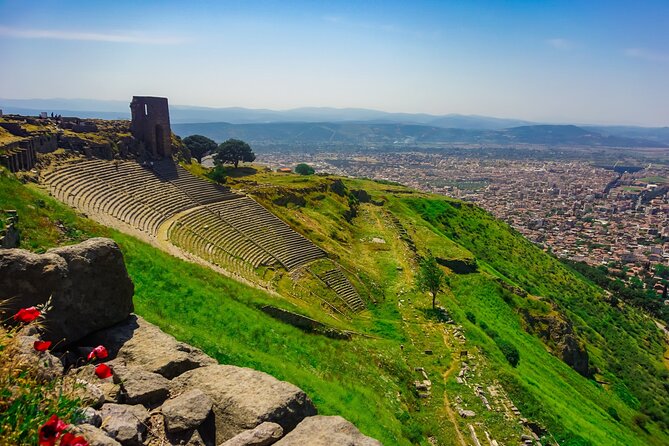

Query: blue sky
[0,0,667,125]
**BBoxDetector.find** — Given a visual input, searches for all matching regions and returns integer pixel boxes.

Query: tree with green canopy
[416,254,446,309]
[182,135,218,163]
[295,163,315,175]
[213,139,256,169]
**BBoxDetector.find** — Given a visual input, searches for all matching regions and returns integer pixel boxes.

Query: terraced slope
[168,198,366,311]
[41,157,365,312]
[153,160,234,205]
[42,158,238,235]
[316,268,365,312]
[207,198,325,270]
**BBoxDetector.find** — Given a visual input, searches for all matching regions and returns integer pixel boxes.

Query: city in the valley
[257,149,669,294]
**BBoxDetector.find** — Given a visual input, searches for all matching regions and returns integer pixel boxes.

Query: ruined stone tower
[130,96,172,158]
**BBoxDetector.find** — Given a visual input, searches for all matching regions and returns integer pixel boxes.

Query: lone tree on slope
[183,135,218,163]
[295,163,315,175]
[213,139,256,169]
[417,254,446,309]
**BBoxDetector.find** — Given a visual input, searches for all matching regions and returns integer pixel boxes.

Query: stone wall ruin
[130,96,172,159]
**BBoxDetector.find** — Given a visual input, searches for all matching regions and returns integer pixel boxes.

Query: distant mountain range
[173,122,668,148]
[1,97,668,147]
[0,98,532,128]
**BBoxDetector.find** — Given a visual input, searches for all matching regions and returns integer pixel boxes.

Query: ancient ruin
[129,96,173,158]
[41,157,365,313]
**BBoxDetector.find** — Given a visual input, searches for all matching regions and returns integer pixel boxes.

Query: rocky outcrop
[99,403,150,446]
[521,307,590,377]
[12,334,64,381]
[170,364,317,444]
[274,416,382,446]
[72,424,122,446]
[221,422,283,446]
[162,389,213,433]
[78,314,217,379]
[0,238,134,345]
[2,238,382,445]
[435,257,478,274]
[111,364,170,406]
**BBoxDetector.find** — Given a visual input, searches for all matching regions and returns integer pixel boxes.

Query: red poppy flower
[34,340,52,351]
[86,345,109,361]
[13,306,41,323]
[59,432,89,446]
[94,363,112,379]
[38,415,68,446]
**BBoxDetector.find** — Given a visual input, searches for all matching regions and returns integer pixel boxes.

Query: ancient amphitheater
[42,157,365,313]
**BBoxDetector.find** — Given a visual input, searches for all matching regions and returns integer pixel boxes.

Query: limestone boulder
[0,249,67,310]
[274,416,382,446]
[79,407,103,428]
[170,365,316,443]
[46,238,134,344]
[112,364,170,406]
[0,238,134,345]
[67,364,121,405]
[81,315,216,379]
[220,422,283,446]
[99,403,149,446]
[12,334,64,381]
[71,379,106,408]
[72,424,122,446]
[162,389,213,433]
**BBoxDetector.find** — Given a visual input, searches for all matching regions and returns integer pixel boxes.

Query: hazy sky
[1,0,668,125]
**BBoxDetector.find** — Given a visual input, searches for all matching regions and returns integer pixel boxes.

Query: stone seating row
[48,164,168,234]
[167,222,260,279]
[318,269,366,312]
[44,159,239,236]
[152,160,239,205]
[174,207,275,268]
[207,198,325,271]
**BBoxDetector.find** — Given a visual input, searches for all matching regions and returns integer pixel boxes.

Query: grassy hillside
[2,165,668,445]
[223,167,669,445]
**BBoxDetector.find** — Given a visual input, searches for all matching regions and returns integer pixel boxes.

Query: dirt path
[442,332,468,446]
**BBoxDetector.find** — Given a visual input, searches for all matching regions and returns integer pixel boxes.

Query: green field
[2,165,668,445]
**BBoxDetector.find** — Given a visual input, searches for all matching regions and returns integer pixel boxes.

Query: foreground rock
[73,424,122,446]
[1,237,383,446]
[80,315,216,378]
[100,403,149,446]
[12,334,64,380]
[0,238,134,345]
[112,364,170,406]
[274,416,382,446]
[170,365,317,443]
[162,389,213,433]
[221,422,283,446]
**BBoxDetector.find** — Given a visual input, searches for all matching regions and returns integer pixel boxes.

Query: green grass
[639,176,669,184]
[3,164,668,445]
[0,170,418,445]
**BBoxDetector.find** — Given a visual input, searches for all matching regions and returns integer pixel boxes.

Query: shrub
[207,166,228,184]
[295,163,315,175]
[495,338,520,367]
[607,407,621,422]
[465,311,476,324]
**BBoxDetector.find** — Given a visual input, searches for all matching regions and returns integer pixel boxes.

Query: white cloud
[624,47,669,63]
[0,26,186,45]
[546,38,572,50]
